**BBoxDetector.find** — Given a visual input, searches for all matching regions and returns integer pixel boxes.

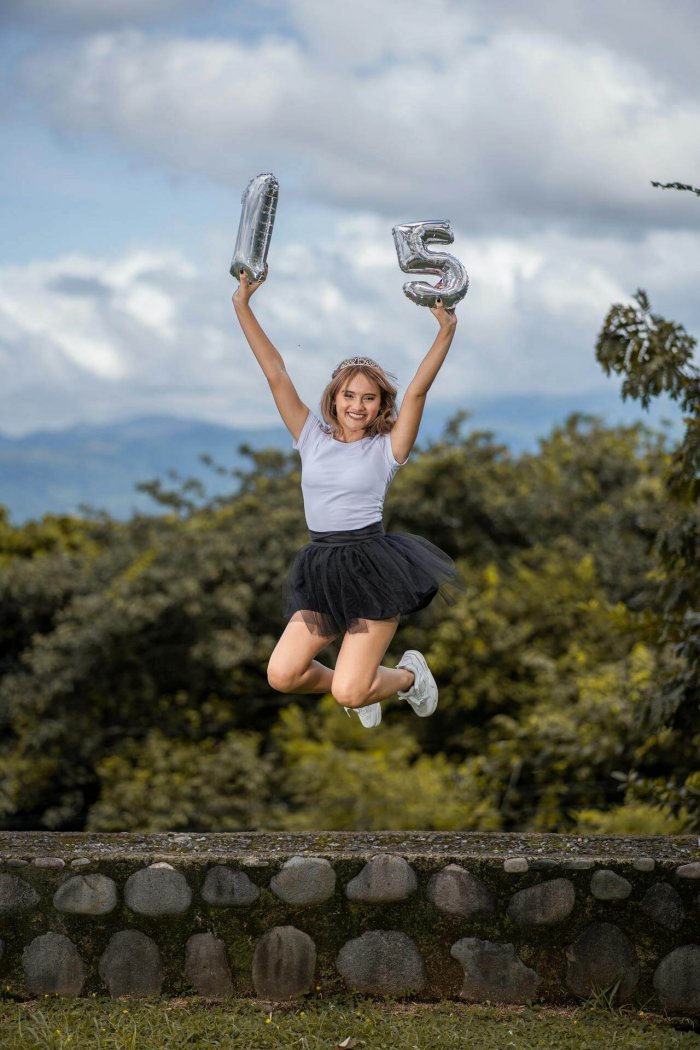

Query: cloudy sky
[2,0,699,438]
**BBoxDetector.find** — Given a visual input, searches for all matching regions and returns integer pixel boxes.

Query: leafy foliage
[2,396,693,832]
[268,695,500,831]
[87,727,272,832]
[651,180,700,198]
[595,286,699,826]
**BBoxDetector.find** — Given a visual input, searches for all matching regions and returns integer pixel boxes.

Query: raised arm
[232,270,309,442]
[390,298,458,464]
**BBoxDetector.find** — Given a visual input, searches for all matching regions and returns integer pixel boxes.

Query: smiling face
[320,361,397,440]
[333,370,382,437]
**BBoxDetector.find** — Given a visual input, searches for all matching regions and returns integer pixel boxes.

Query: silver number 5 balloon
[392,220,468,310]
[230,173,279,284]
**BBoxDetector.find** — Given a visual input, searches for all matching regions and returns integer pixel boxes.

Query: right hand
[430,295,457,331]
[232,267,267,309]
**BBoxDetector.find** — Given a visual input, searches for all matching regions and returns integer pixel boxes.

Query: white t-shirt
[292,410,407,532]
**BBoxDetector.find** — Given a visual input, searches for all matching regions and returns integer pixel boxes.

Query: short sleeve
[383,432,409,468]
[293,410,320,452]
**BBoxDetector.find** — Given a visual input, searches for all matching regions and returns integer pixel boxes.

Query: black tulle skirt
[282,520,465,635]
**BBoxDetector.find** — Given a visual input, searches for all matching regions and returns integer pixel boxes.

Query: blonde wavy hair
[320,360,398,438]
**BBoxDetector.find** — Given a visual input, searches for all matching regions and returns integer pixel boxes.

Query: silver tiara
[332,356,381,378]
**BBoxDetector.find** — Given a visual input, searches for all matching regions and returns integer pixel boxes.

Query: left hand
[233,267,267,310]
[430,295,457,330]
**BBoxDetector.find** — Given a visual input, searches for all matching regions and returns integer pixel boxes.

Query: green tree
[268,695,500,831]
[595,287,700,827]
[0,404,691,833]
[87,726,272,832]
[0,449,305,828]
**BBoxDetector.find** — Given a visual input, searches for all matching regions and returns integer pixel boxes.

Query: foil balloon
[392,220,468,310]
[230,173,279,283]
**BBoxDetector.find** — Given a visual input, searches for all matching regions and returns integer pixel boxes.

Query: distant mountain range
[0,392,682,524]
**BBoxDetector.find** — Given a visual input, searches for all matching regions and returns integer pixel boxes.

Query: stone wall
[1,831,699,1015]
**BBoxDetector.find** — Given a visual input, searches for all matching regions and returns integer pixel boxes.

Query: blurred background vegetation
[1,285,698,836]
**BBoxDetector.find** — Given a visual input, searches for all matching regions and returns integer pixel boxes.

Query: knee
[267,660,300,694]
[332,677,369,709]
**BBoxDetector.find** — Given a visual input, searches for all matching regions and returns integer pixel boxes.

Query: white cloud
[466,0,700,96]
[1,260,126,380]
[2,0,698,449]
[285,0,477,68]
[1,0,204,31]
[2,223,697,436]
[19,20,700,235]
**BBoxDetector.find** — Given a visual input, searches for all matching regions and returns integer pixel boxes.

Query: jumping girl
[232,269,462,729]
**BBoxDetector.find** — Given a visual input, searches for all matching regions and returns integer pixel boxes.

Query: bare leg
[267,614,340,694]
[331,618,414,710]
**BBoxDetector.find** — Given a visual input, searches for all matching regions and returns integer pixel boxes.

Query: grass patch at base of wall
[1,994,698,1049]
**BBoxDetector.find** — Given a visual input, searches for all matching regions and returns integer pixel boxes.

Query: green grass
[1,995,698,1049]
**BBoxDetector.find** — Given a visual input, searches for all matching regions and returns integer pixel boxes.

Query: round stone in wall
[124,863,192,915]
[201,865,260,907]
[53,874,117,915]
[503,858,528,873]
[507,879,575,926]
[675,863,700,880]
[23,933,86,996]
[565,922,640,1000]
[252,926,316,1000]
[185,933,233,997]
[530,859,558,870]
[640,882,685,930]
[0,872,40,914]
[653,945,700,1015]
[590,870,632,900]
[345,854,417,902]
[270,857,336,904]
[98,930,163,997]
[450,938,541,1003]
[427,864,496,917]
[336,930,425,995]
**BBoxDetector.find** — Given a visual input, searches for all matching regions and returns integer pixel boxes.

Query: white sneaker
[396,650,438,717]
[342,703,382,728]
[355,702,382,728]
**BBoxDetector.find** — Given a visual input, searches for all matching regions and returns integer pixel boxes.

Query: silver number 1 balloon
[230,173,279,283]
[392,220,468,310]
